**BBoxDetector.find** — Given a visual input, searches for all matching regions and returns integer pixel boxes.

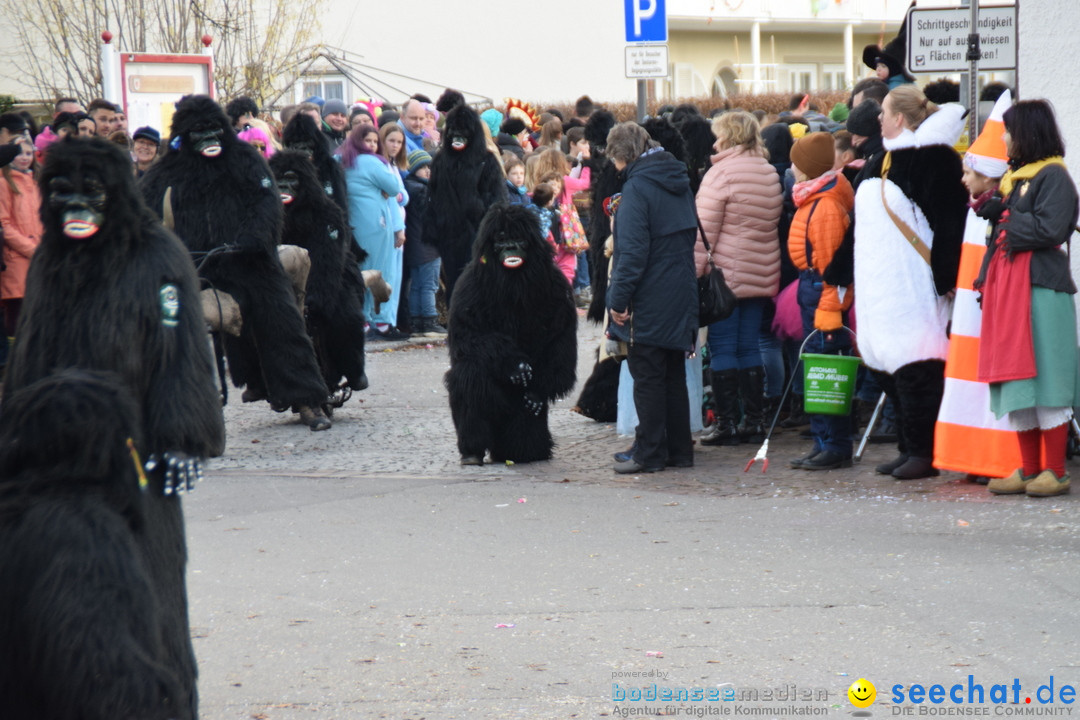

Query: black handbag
[696,218,736,327]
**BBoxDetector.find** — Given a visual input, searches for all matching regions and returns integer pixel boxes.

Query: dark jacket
[607,150,698,351]
[403,172,439,267]
[496,133,524,160]
[987,163,1079,294]
[506,179,532,206]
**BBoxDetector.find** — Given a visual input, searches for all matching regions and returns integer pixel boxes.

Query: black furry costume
[421,104,506,304]
[282,113,351,227]
[0,371,185,719]
[140,95,330,418]
[583,110,621,324]
[2,139,226,719]
[572,353,621,422]
[674,112,715,195]
[270,150,368,395]
[445,205,578,463]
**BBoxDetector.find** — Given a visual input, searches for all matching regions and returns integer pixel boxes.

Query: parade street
[187,319,1080,719]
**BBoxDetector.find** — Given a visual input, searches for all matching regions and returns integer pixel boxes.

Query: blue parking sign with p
[625,0,667,43]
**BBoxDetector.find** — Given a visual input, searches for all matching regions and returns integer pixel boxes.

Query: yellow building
[663,0,910,98]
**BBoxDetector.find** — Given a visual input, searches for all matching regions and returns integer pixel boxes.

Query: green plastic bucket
[802,352,861,416]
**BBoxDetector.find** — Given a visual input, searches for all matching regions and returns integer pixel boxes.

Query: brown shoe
[987,468,1032,495]
[298,405,332,431]
[1025,470,1071,497]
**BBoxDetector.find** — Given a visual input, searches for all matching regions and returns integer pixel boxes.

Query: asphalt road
[185,316,1080,719]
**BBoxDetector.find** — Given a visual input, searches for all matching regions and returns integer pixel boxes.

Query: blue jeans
[707,297,766,372]
[798,270,852,456]
[408,258,441,318]
[574,251,590,291]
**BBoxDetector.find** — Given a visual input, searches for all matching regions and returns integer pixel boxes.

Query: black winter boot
[736,366,766,443]
[702,368,741,446]
[781,393,810,429]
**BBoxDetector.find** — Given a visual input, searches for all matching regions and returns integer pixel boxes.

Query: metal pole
[965,0,981,140]
[637,79,648,122]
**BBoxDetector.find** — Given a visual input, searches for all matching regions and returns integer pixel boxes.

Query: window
[298,76,345,103]
[822,64,846,92]
[786,64,815,93]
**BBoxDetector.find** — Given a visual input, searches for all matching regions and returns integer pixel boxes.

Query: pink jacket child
[547,168,591,284]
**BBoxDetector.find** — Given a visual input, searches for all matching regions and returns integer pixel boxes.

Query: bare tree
[2,0,323,106]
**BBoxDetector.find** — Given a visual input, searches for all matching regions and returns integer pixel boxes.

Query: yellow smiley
[848,678,876,708]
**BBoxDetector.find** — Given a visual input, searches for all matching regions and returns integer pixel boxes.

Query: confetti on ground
[517,498,527,503]
[495,623,516,629]
[956,520,970,527]
[645,650,664,658]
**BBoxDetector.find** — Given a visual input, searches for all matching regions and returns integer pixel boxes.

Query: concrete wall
[1016,0,1080,327]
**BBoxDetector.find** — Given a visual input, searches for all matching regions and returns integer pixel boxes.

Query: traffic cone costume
[933,90,1023,478]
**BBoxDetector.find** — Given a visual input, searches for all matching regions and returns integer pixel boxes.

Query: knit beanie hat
[964,88,1011,179]
[322,99,348,118]
[790,132,835,180]
[480,109,504,140]
[846,99,881,137]
[407,149,432,174]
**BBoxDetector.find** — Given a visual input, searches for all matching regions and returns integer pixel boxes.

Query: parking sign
[625,0,667,43]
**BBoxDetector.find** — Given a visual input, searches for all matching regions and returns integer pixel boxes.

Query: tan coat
[0,169,43,300]
[693,146,782,299]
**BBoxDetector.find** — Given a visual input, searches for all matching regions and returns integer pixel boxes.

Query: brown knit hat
[790,132,836,180]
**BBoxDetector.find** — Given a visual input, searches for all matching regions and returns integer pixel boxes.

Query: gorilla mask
[168,94,233,160]
[40,138,155,249]
[48,171,106,240]
[495,235,526,269]
[269,150,321,209]
[190,124,224,158]
[277,170,299,205]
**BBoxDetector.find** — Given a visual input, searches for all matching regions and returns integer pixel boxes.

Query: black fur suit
[445,205,578,464]
[140,95,330,421]
[269,150,368,395]
[2,139,226,719]
[282,114,350,224]
[421,104,506,305]
[0,371,185,720]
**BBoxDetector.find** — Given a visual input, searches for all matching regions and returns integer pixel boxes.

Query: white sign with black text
[625,44,669,79]
[907,5,1016,74]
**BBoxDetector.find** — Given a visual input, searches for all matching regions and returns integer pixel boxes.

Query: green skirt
[990,287,1080,417]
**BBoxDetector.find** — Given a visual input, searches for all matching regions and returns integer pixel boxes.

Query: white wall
[1016,0,1080,328]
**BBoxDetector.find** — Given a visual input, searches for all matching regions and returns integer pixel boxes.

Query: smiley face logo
[848,678,876,708]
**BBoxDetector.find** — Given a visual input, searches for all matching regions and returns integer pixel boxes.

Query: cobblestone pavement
[212,311,1058,505]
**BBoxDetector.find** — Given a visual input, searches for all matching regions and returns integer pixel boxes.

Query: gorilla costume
[269,149,368,398]
[421,103,506,304]
[0,371,186,719]
[445,204,578,464]
[670,106,715,195]
[141,95,331,429]
[282,112,350,223]
[2,138,226,719]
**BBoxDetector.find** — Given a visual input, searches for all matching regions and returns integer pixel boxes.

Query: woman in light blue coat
[340,123,409,339]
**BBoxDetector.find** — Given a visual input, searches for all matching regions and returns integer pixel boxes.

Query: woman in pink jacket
[695,111,783,446]
[0,138,43,337]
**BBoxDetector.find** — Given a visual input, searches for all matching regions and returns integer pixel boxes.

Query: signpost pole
[637,79,647,122]
[964,0,981,141]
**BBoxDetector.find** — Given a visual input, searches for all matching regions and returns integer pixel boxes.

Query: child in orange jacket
[786,132,856,470]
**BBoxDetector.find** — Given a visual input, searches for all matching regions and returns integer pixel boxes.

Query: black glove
[509,361,532,387]
[975,197,1006,223]
[145,451,204,495]
[523,392,544,416]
